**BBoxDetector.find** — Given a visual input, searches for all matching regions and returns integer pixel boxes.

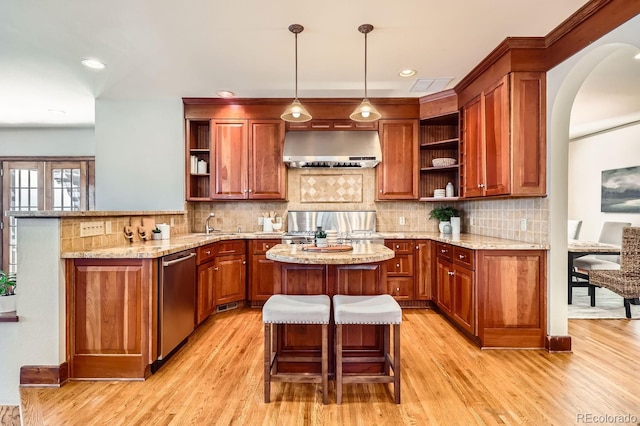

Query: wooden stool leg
[264,323,271,403]
[383,324,390,375]
[394,323,401,404]
[336,324,343,405]
[321,324,328,404]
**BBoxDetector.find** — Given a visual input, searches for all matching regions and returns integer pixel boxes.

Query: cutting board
[302,245,353,252]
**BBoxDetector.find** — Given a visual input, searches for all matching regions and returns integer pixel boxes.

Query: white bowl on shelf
[432,158,456,167]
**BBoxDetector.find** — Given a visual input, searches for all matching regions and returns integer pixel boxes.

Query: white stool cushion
[263,294,331,324]
[333,294,402,325]
[574,256,621,271]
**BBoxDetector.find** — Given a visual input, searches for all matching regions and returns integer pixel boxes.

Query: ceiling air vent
[410,77,453,93]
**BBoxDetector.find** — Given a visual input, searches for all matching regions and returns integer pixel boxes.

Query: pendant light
[281,24,312,122]
[350,24,381,122]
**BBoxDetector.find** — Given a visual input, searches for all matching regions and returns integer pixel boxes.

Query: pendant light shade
[350,24,381,122]
[281,24,312,123]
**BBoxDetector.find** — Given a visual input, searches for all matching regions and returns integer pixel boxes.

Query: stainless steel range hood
[283,131,382,168]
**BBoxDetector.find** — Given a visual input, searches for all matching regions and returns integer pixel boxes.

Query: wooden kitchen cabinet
[476,250,546,348]
[435,243,475,335]
[214,253,247,305]
[384,240,415,300]
[377,120,419,200]
[189,119,286,201]
[248,239,280,304]
[248,120,286,199]
[462,72,546,198]
[65,258,157,379]
[196,260,216,324]
[415,240,434,300]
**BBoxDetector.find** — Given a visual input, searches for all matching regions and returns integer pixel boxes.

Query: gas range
[281,211,384,245]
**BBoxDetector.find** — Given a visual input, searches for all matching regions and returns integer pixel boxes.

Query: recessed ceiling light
[634,52,640,60]
[81,59,106,69]
[217,90,235,98]
[399,69,416,77]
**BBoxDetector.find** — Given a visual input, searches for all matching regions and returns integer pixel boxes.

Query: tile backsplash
[188,169,549,245]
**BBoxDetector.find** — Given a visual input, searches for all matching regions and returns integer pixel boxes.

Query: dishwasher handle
[162,252,196,267]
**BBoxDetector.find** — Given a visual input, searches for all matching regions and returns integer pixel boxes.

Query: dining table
[568,239,621,305]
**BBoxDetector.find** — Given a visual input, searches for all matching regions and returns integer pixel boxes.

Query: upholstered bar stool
[262,294,331,404]
[333,294,402,404]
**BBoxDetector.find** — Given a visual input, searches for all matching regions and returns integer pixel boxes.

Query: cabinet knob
[379,189,382,193]
[243,260,246,265]
[448,271,454,276]
[416,246,419,250]
[459,254,465,259]
[265,245,270,249]
[441,249,447,253]
[248,189,252,193]
[214,267,219,271]
[396,263,400,268]
[206,250,211,255]
[396,245,400,249]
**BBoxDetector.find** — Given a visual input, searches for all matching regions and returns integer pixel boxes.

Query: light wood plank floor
[20,308,640,425]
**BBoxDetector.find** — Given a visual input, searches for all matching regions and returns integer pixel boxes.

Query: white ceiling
[1,0,636,132]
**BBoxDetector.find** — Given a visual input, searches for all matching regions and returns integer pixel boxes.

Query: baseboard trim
[545,335,572,352]
[20,362,68,386]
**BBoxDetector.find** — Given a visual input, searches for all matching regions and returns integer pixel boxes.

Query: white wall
[0,127,95,156]
[568,122,640,241]
[0,219,64,405]
[94,99,184,211]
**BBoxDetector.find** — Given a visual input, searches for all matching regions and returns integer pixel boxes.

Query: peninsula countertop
[265,243,395,265]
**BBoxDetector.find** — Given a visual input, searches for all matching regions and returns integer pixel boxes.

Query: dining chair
[589,227,640,318]
[571,221,630,306]
[568,219,582,240]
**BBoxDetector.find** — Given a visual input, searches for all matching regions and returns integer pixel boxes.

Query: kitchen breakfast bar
[266,243,395,375]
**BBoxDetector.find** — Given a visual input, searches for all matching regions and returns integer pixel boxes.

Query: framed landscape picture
[601,165,640,213]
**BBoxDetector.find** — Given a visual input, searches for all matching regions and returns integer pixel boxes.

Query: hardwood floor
[20,309,640,425]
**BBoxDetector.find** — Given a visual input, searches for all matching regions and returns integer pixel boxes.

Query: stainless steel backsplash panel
[287,211,376,233]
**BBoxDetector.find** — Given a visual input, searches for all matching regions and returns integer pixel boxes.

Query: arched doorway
[547,15,640,340]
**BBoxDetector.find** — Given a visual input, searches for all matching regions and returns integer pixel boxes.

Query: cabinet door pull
[459,254,465,259]
[441,249,447,253]
[448,271,454,276]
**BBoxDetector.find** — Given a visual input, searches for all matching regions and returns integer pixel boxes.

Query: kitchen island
[266,243,395,375]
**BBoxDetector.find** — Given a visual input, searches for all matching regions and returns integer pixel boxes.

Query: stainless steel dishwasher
[156,249,197,367]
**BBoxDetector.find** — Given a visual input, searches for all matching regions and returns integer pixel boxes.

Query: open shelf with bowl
[419,112,460,201]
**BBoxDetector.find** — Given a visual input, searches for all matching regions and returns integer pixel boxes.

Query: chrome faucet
[205,212,217,234]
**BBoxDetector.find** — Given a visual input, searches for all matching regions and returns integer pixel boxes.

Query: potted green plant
[429,206,459,234]
[152,226,162,240]
[314,226,328,248]
[0,269,17,313]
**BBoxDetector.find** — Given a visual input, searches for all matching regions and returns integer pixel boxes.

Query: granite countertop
[61,231,548,259]
[266,243,395,265]
[377,232,549,250]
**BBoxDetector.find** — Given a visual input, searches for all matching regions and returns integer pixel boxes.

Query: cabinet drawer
[453,246,474,270]
[251,239,280,255]
[385,240,414,254]
[197,243,217,265]
[436,242,452,260]
[387,254,414,276]
[213,240,246,256]
[386,277,415,300]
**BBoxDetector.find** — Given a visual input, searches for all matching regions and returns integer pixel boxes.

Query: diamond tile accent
[301,174,363,203]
